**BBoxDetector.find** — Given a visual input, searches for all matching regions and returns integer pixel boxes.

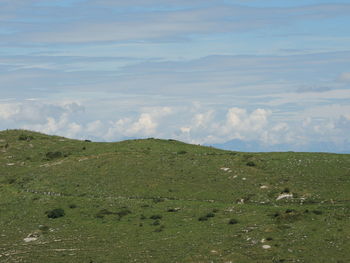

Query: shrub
[84,139,91,142]
[46,208,65,219]
[206,212,215,218]
[18,134,33,141]
[140,214,147,220]
[154,225,165,232]
[150,214,162,220]
[167,208,180,212]
[69,204,77,209]
[151,220,161,226]
[152,197,164,203]
[282,187,290,193]
[95,209,114,218]
[177,150,187,155]
[228,219,238,225]
[246,161,256,167]
[212,208,219,213]
[312,210,323,215]
[38,225,50,232]
[45,151,63,160]
[198,216,208,221]
[117,208,132,220]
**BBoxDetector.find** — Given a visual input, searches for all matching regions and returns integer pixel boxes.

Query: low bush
[154,225,165,232]
[46,208,65,219]
[206,212,215,218]
[198,216,208,221]
[45,151,63,160]
[117,208,132,220]
[151,220,161,226]
[246,161,256,167]
[228,219,238,225]
[177,150,187,154]
[95,209,114,218]
[150,214,162,220]
[18,134,34,141]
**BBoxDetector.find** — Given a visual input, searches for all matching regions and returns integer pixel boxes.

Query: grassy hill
[0,129,349,262]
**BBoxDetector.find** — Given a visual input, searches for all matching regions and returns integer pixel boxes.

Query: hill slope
[0,130,349,262]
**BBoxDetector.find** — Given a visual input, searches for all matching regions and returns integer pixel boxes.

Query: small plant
[150,214,162,220]
[246,161,256,167]
[282,187,290,193]
[151,220,161,226]
[212,208,219,213]
[116,208,132,220]
[38,225,50,232]
[228,219,238,225]
[167,208,180,212]
[45,151,63,160]
[140,214,147,220]
[312,210,323,215]
[154,225,165,232]
[198,216,208,221]
[18,134,33,141]
[206,212,215,218]
[177,150,187,154]
[152,197,164,203]
[46,208,65,219]
[95,209,114,219]
[69,204,77,209]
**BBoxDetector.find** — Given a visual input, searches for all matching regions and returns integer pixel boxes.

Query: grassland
[0,129,349,262]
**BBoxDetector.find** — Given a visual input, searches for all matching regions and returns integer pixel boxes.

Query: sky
[0,0,350,153]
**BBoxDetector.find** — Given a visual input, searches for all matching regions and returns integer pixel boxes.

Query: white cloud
[339,72,350,82]
[0,103,20,120]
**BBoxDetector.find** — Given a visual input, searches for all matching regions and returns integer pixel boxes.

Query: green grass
[0,129,349,262]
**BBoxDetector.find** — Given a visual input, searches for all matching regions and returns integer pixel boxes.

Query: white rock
[260,185,268,189]
[262,245,271,249]
[220,167,230,172]
[276,193,293,200]
[23,237,38,242]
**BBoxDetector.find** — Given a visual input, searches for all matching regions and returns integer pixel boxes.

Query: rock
[276,193,293,200]
[262,245,271,249]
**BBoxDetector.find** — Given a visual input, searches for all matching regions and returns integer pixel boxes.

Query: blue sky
[1,0,350,152]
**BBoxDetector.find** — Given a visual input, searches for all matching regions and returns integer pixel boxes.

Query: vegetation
[0,129,349,262]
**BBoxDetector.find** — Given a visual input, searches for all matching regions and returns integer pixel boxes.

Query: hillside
[0,130,349,262]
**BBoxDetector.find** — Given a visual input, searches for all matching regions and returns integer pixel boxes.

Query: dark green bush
[198,216,208,221]
[228,219,238,224]
[154,225,165,232]
[167,208,180,212]
[312,210,323,215]
[206,212,215,218]
[45,151,63,160]
[246,161,256,167]
[151,220,161,226]
[18,134,33,141]
[177,150,187,154]
[69,204,77,209]
[140,214,147,220]
[95,209,114,218]
[46,208,65,219]
[150,214,162,220]
[117,208,132,220]
[152,197,164,203]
